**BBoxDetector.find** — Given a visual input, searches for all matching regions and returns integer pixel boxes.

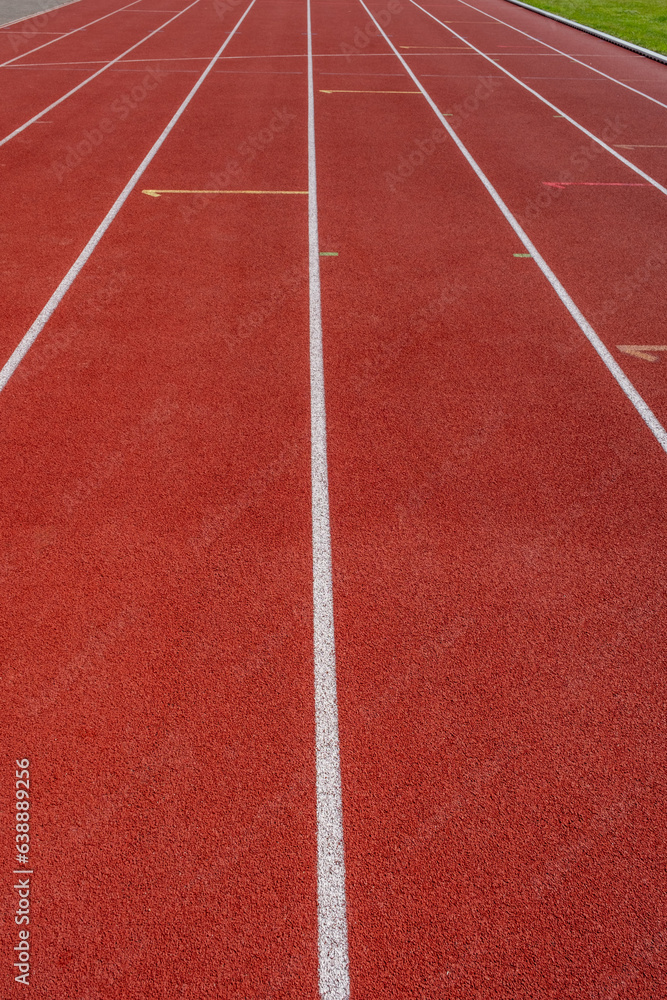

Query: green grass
[516,0,667,55]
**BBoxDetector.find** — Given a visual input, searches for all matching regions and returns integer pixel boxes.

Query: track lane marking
[3,50,428,67]
[0,0,201,148]
[437,0,667,112]
[308,1,351,998]
[320,87,419,92]
[6,55,219,64]
[618,346,667,362]
[0,0,257,393]
[404,0,667,199]
[356,0,667,455]
[142,188,308,195]
[10,45,630,63]
[542,181,649,188]
[0,0,142,69]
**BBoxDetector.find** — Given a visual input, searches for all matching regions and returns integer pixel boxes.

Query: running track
[1,0,666,995]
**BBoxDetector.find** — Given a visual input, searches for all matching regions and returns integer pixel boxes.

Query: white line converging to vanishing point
[307,2,352,999]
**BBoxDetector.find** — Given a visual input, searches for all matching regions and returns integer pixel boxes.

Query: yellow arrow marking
[618,345,667,362]
[319,89,420,94]
[142,189,308,197]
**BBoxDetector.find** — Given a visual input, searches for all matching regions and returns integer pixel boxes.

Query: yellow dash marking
[319,89,420,94]
[142,189,308,197]
[617,345,667,362]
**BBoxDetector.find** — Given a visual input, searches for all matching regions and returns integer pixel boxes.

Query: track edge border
[500,0,667,65]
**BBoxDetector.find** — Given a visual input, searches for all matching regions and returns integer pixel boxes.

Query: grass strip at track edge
[501,0,667,59]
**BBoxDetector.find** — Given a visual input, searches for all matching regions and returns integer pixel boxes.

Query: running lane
[311,0,667,996]
[0,1,198,143]
[359,0,667,431]
[439,0,667,186]
[460,0,667,106]
[404,0,667,187]
[0,0,250,368]
[0,0,125,64]
[1,1,320,997]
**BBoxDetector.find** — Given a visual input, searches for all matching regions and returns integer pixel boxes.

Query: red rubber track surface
[1,0,666,996]
[315,0,667,994]
[0,6,200,143]
[2,3,319,997]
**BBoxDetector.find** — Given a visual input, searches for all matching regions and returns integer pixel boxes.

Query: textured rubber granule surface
[1,0,665,996]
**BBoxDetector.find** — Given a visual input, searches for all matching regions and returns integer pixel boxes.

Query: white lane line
[4,55,216,64]
[0,0,200,147]
[0,0,257,394]
[405,0,667,199]
[308,0,351,998]
[5,63,306,74]
[0,0,81,30]
[356,0,667,456]
[0,1,142,70]
[4,52,499,63]
[11,49,608,66]
[320,87,420,92]
[4,64,103,70]
[442,0,667,111]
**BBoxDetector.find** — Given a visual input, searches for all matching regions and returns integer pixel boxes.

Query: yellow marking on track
[618,345,667,362]
[319,88,420,93]
[400,45,469,48]
[142,189,308,197]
